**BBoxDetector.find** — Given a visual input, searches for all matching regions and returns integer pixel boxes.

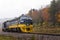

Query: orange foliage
[27,7,50,22]
[56,11,60,22]
[27,9,39,20]
[41,7,50,21]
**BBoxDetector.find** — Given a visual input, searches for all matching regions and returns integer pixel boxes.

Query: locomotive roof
[3,15,32,23]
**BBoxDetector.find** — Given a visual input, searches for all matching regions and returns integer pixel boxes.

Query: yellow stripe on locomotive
[8,24,33,32]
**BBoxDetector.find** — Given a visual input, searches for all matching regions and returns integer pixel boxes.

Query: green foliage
[49,0,57,25]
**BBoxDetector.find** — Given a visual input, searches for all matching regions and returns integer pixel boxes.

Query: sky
[0,0,52,19]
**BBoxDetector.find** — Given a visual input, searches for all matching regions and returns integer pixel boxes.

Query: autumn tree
[38,9,44,26]
[27,9,39,24]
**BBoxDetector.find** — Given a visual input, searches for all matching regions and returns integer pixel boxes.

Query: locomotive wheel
[10,28,16,32]
[2,29,8,32]
[5,29,10,32]
[2,29,6,32]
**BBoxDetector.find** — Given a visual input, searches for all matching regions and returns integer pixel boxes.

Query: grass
[0,35,36,40]
[0,35,20,40]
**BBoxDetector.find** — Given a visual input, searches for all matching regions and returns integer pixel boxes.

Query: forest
[26,0,60,33]
[27,0,60,26]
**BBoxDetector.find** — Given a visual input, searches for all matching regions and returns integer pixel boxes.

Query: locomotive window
[20,19,33,24]
[20,16,32,20]
[10,20,18,25]
[25,20,33,24]
[20,17,27,20]
[20,20,25,24]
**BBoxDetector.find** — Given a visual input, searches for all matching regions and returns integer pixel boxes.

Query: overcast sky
[0,0,52,19]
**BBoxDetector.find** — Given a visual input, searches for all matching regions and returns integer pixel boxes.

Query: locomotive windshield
[20,19,33,24]
[20,15,33,25]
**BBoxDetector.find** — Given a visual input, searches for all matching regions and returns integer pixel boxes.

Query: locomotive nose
[26,24,30,26]
[26,28,30,31]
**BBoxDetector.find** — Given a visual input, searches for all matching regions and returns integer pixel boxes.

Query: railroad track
[1,31,60,36]
[0,32,60,40]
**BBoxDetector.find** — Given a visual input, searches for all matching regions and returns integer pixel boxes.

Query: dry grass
[33,25,60,34]
[0,35,36,40]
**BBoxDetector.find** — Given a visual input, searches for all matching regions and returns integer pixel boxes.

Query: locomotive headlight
[26,24,29,26]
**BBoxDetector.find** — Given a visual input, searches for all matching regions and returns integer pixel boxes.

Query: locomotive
[2,15,33,32]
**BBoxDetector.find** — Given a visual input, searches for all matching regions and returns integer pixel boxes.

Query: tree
[54,0,60,25]
[38,9,44,26]
[49,0,57,26]
[27,9,39,23]
[56,0,60,11]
